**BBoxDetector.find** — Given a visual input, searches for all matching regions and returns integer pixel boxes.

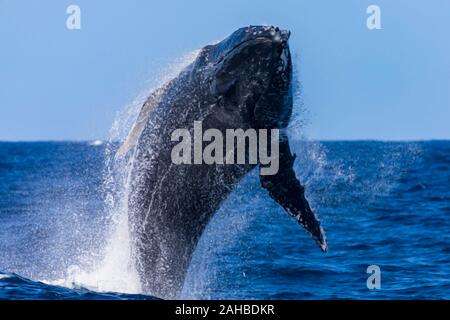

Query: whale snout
[266,26,291,44]
[205,25,291,67]
[236,25,290,54]
[242,25,290,43]
[207,26,293,127]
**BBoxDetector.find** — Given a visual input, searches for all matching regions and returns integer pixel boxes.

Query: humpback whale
[120,26,327,299]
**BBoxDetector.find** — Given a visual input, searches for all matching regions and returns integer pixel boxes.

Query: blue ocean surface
[0,140,449,300]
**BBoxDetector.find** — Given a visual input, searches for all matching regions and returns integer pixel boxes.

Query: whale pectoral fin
[116,88,164,158]
[260,136,328,252]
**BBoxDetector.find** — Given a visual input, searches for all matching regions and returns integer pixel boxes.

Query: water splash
[43,50,200,294]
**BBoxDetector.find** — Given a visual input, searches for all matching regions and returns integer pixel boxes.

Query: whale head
[116,26,293,157]
[196,25,293,129]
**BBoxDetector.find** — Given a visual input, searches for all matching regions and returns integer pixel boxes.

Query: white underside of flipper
[116,88,164,158]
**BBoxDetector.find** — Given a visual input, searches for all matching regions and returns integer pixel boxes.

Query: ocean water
[0,140,449,300]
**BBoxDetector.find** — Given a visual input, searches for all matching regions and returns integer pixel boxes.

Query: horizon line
[0,138,449,143]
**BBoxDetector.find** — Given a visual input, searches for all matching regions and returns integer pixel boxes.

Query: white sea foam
[90,140,104,146]
[0,273,10,280]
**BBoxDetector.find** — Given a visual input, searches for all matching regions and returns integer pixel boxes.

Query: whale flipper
[116,88,165,158]
[260,135,328,252]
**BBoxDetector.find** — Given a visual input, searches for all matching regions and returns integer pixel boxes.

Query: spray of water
[43,50,200,294]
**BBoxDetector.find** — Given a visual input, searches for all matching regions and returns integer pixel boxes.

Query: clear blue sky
[1,0,449,141]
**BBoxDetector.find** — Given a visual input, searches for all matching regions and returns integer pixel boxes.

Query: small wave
[406,184,426,193]
[0,272,157,300]
[427,196,450,203]
[0,273,11,280]
[89,140,104,146]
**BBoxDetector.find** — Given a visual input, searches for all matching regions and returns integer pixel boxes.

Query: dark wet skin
[124,26,327,299]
